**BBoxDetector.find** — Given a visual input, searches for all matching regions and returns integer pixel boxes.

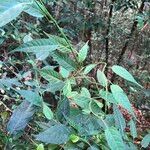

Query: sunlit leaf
[97,70,107,87]
[43,103,53,120]
[78,41,89,62]
[37,144,44,150]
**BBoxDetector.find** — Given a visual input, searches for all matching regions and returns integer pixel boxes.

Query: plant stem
[35,0,78,62]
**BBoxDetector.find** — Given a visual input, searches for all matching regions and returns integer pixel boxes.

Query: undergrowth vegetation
[0,0,150,149]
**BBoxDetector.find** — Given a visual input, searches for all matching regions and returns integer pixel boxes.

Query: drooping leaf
[112,65,142,87]
[40,66,63,83]
[113,105,126,137]
[17,90,42,106]
[110,84,134,115]
[12,39,59,53]
[35,124,71,144]
[141,134,150,148]
[0,0,29,27]
[83,64,97,75]
[78,41,89,62]
[43,103,53,120]
[51,51,77,71]
[7,101,35,135]
[129,119,137,139]
[105,127,125,150]
[56,97,70,122]
[97,70,107,87]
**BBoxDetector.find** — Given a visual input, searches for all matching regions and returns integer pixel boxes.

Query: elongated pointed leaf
[129,119,137,139]
[111,84,134,115]
[43,103,53,120]
[63,80,72,96]
[17,90,42,106]
[40,67,63,83]
[83,64,97,75]
[99,89,117,104]
[105,127,125,150]
[51,51,77,71]
[0,0,28,27]
[141,134,150,148]
[7,101,35,135]
[78,42,89,62]
[24,1,43,18]
[12,39,59,53]
[35,124,70,144]
[97,70,107,87]
[112,65,142,87]
[113,105,126,137]
[56,97,70,122]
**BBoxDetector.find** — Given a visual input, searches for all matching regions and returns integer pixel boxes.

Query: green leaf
[43,103,53,120]
[141,134,150,148]
[129,119,137,139]
[113,105,126,137]
[35,124,70,144]
[12,39,59,53]
[40,66,63,83]
[48,35,71,52]
[80,87,91,98]
[0,0,28,27]
[60,66,70,78]
[112,65,142,87]
[68,114,103,136]
[105,127,125,150]
[78,41,89,62]
[51,51,77,71]
[37,144,44,150]
[99,90,117,104]
[97,70,107,87]
[17,90,42,106]
[24,1,44,18]
[70,134,80,143]
[36,51,49,60]
[56,97,70,122]
[83,64,97,75]
[7,101,35,135]
[63,80,72,97]
[46,81,64,93]
[110,84,134,115]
